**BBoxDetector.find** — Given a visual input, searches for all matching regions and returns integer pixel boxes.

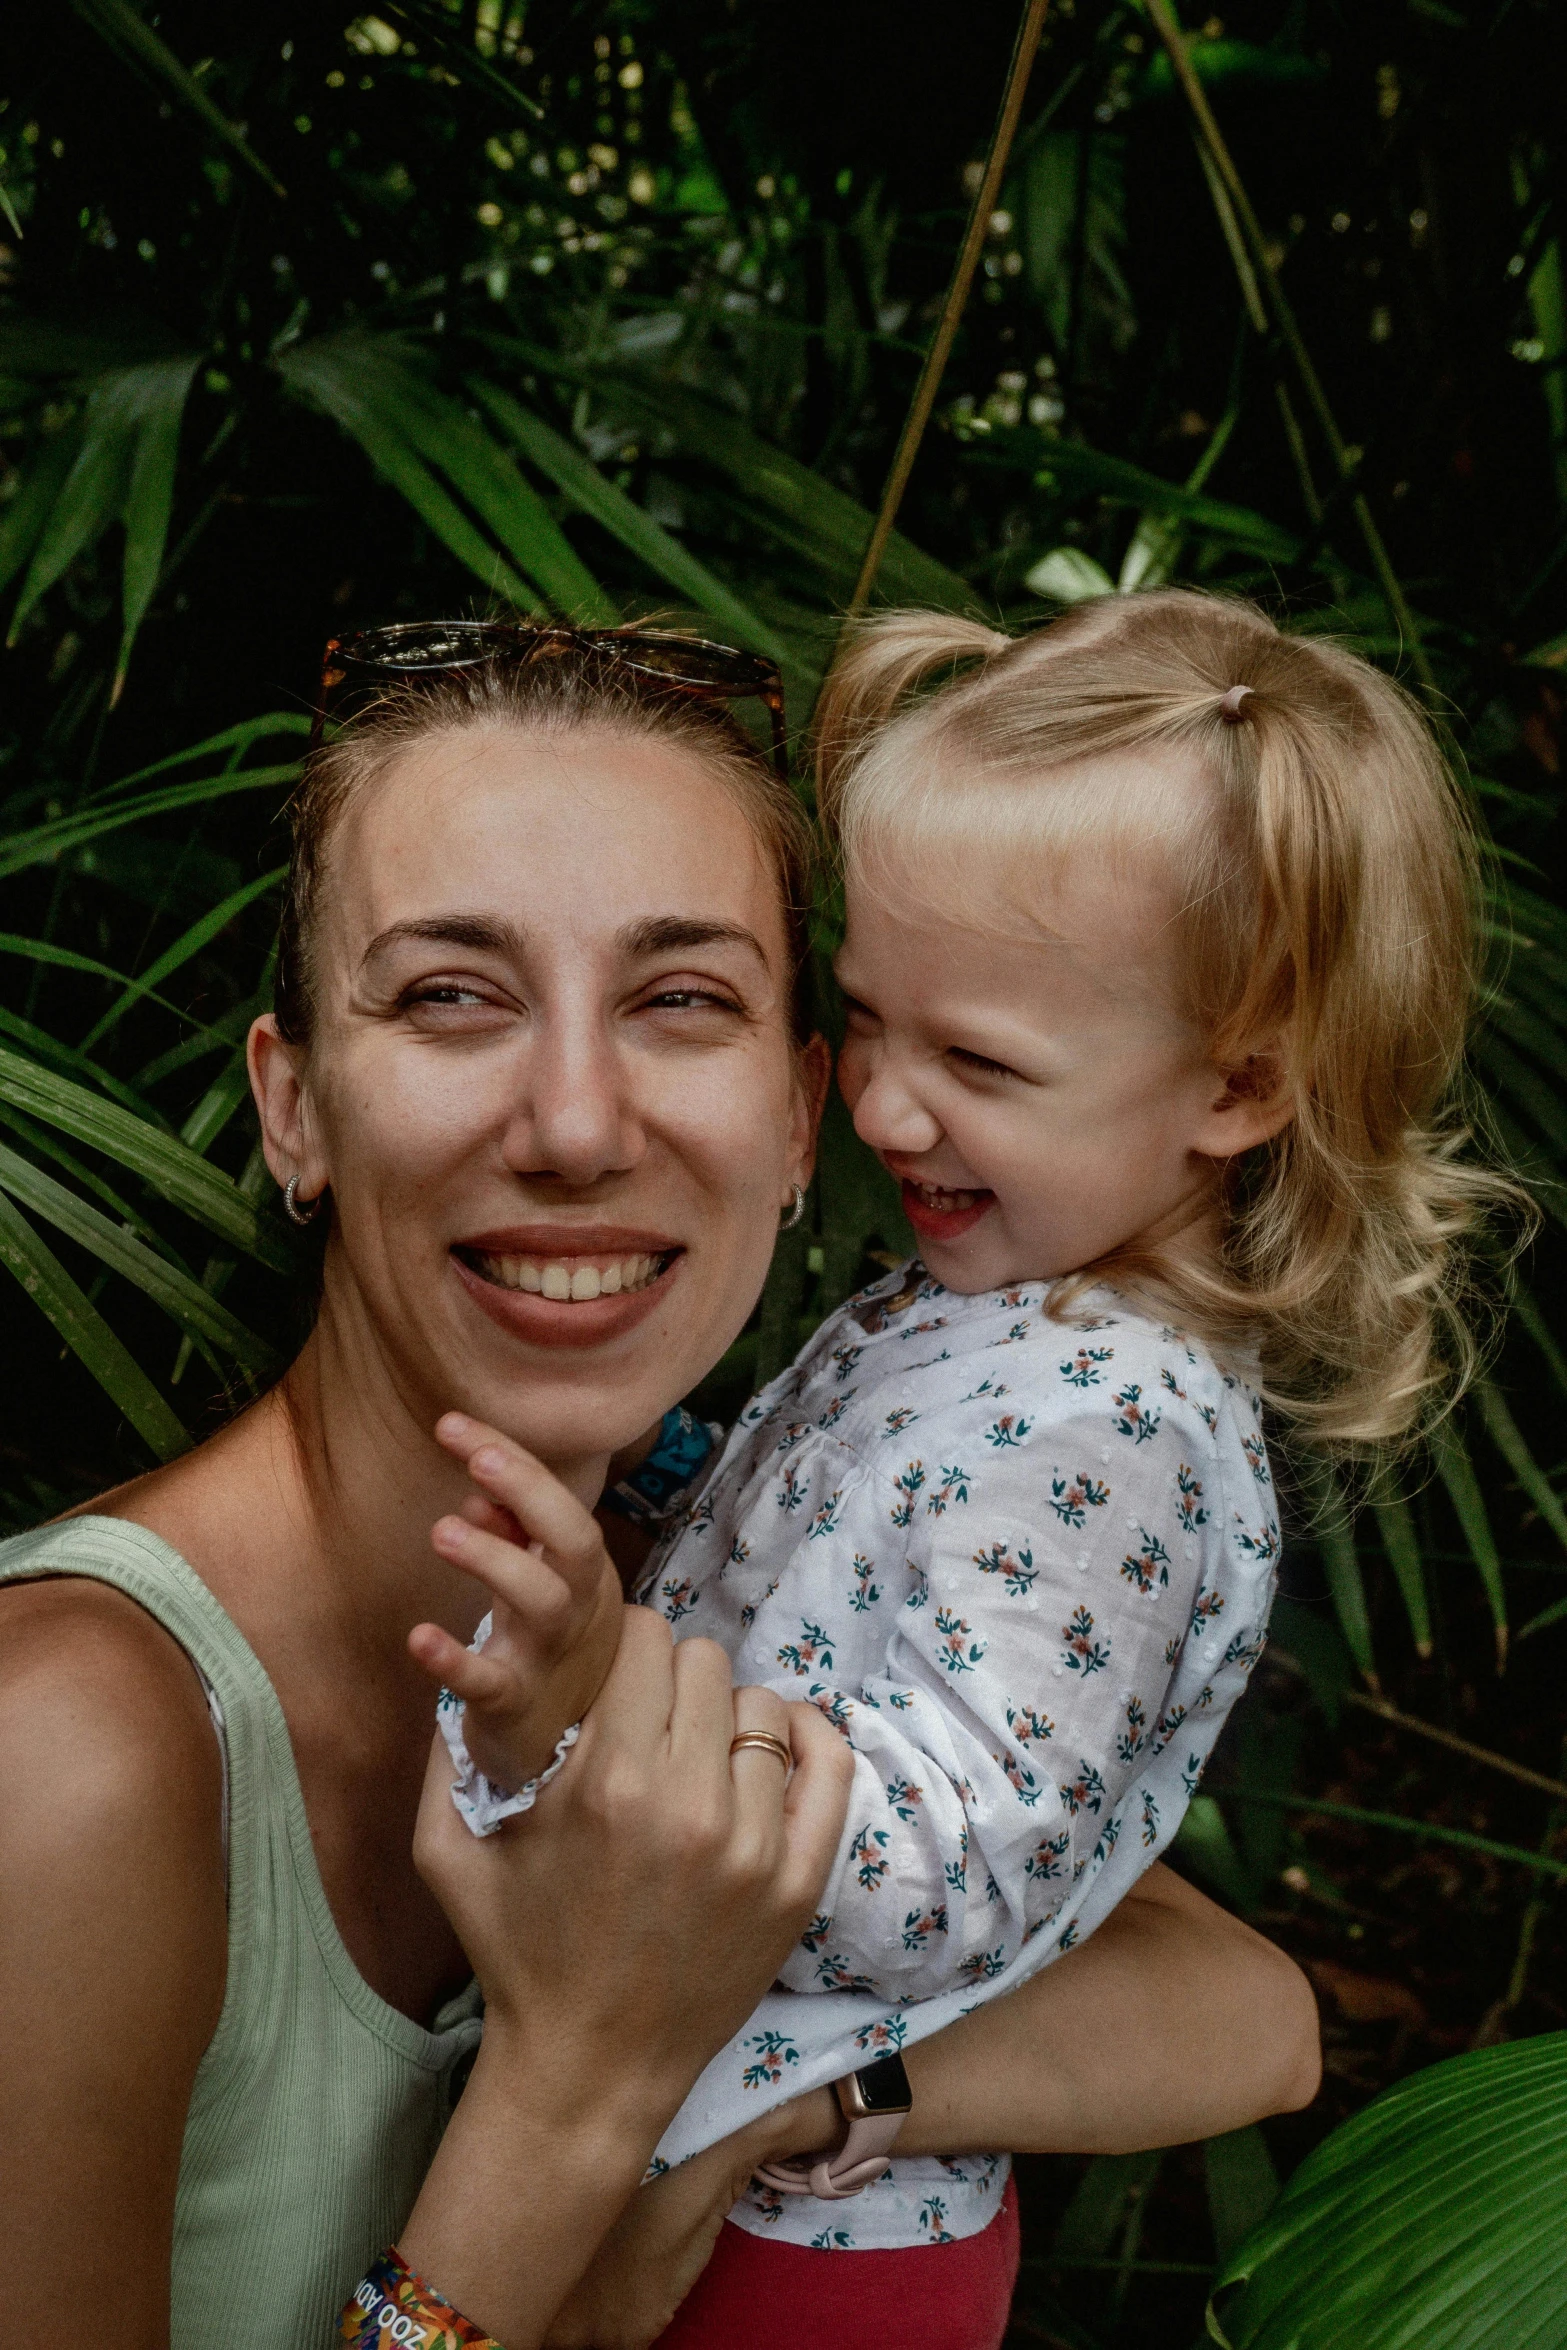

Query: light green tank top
[0,1516,482,2348]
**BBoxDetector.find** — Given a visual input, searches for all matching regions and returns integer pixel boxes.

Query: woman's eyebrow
[617,915,769,967]
[360,913,526,969]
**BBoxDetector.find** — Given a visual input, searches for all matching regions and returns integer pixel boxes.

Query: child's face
[835,837,1280,1295]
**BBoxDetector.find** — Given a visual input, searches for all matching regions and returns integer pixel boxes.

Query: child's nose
[849,1061,944,1158]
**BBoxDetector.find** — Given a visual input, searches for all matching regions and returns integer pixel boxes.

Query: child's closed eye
[947,1043,1021,1080]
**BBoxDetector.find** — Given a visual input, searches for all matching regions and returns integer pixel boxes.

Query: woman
[0,627,1319,2350]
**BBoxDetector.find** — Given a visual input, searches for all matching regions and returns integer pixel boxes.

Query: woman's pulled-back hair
[276,636,815,1047]
[814,589,1526,1451]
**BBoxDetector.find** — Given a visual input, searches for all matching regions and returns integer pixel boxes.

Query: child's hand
[408,1413,626,1793]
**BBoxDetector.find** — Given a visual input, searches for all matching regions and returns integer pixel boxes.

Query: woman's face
[254,723,817,1473]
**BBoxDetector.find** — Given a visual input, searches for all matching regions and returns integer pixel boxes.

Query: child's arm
[409,1414,627,1796]
[761,1397,1273,2003]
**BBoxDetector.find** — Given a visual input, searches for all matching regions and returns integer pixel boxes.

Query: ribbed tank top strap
[0,1515,482,2350]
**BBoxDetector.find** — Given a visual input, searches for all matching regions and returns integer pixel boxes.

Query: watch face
[853,2051,913,2116]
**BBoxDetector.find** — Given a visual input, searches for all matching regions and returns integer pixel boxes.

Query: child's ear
[1193,1048,1296,1160]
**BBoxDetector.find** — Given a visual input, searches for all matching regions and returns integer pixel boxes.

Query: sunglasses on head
[312,619,789,779]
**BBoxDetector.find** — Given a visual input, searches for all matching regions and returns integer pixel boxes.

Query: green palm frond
[1210,2035,1567,2350]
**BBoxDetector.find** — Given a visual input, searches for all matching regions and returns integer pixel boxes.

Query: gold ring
[729,1730,792,1770]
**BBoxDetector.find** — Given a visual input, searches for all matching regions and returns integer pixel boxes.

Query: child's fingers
[459,1490,528,1544]
[432,1513,575,1643]
[436,1414,607,1596]
[407,1620,515,1707]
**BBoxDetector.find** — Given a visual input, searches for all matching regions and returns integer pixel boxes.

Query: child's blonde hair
[814,588,1524,1450]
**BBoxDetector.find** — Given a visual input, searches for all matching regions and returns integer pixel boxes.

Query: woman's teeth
[474,1250,668,1300]
[910,1181,984,1213]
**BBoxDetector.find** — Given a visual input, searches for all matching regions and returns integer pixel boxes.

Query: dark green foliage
[3,4,1567,2341]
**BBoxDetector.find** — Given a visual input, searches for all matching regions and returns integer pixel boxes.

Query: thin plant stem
[1504,1738,1567,2010]
[1227,1788,1567,1882]
[1340,1688,1567,1806]
[1192,140,1324,527]
[845,0,1051,619]
[1145,0,1437,698]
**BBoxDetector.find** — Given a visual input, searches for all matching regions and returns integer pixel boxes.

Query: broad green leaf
[0,762,299,884]
[7,377,137,639]
[1209,2035,1567,2350]
[965,428,1304,564]
[482,336,977,613]
[1306,1465,1376,1683]
[1205,2127,1280,2266]
[468,379,786,657]
[0,1186,187,1460]
[0,1139,280,1375]
[0,1001,165,1124]
[280,336,613,620]
[1172,1794,1260,1912]
[1475,1034,1567,1161]
[79,866,285,1053]
[114,352,201,698]
[1475,1379,1567,1559]
[1431,1418,1509,1667]
[0,930,226,1059]
[1369,1467,1432,1657]
[0,415,86,598]
[1268,1594,1351,1726]
[1025,547,1116,602]
[0,1097,172,1241]
[1513,1285,1567,1403]
[1054,2151,1163,2260]
[180,1047,255,1156]
[66,0,286,196]
[83,712,311,805]
[0,1044,293,1270]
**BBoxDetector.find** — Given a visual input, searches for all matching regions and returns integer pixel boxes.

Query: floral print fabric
[639,1263,1278,2247]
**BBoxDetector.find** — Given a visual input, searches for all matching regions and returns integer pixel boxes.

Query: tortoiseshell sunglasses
[311,619,788,779]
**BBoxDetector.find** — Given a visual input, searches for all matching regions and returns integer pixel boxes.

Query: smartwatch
[753,2051,913,2200]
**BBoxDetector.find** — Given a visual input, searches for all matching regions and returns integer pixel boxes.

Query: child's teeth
[570,1266,601,1301]
[519,1261,543,1292]
[541,1263,572,1299]
[600,1261,622,1294]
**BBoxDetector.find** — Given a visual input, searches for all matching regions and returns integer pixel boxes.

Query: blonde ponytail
[812,589,1529,1453]
[815,612,1011,836]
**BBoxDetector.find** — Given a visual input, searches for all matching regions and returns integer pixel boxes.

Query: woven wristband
[341,2246,501,2347]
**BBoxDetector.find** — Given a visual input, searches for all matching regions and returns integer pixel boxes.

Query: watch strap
[753,2109,906,2200]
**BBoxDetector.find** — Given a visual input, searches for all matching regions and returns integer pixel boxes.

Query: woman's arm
[899,1860,1321,2154]
[398,1608,852,2347]
[544,1862,1319,2350]
[0,1580,227,2337]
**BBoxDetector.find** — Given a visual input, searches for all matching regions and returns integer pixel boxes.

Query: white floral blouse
[637,1263,1280,2249]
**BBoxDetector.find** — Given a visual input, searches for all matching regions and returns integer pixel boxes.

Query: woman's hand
[409,1414,627,1789]
[399,1612,852,2346]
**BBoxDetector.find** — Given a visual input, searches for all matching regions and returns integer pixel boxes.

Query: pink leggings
[653,2179,1020,2350]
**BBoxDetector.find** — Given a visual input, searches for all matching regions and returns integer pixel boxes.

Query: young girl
[423,588,1509,2335]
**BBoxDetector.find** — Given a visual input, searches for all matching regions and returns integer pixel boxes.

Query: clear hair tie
[1218,685,1255,722]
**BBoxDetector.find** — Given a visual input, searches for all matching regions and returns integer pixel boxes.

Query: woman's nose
[503,1025,645,1186]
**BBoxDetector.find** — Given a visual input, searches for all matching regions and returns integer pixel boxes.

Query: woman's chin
[452,1246,683,1352]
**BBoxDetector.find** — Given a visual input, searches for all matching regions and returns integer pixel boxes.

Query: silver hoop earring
[283,1174,322,1227]
[780,1183,806,1231]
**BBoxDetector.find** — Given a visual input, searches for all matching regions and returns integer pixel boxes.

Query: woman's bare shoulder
[0,1572,225,1857]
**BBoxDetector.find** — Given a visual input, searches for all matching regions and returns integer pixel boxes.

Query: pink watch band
[753,2104,907,2200]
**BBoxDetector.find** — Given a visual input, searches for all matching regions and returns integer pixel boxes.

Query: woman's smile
[452,1222,685,1350]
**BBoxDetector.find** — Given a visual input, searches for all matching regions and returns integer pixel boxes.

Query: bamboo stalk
[1145,0,1437,698]
[845,0,1051,620]
[1340,1689,1567,1806]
